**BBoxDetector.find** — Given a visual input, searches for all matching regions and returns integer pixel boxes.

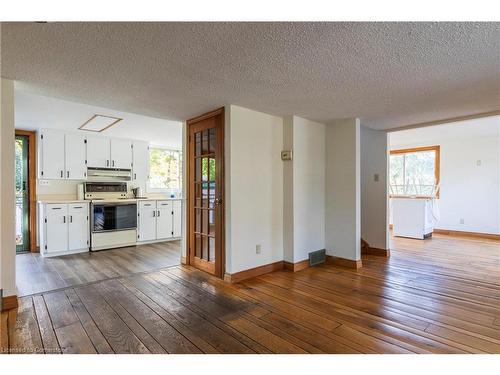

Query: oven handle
[92,202,138,207]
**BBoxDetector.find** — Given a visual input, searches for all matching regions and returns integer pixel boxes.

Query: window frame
[389,145,440,199]
[146,145,183,194]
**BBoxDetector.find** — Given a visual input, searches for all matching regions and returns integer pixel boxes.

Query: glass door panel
[15,135,30,253]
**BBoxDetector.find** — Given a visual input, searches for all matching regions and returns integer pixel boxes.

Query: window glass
[149,148,182,192]
[389,147,438,197]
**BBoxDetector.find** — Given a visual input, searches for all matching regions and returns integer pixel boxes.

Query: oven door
[92,203,137,233]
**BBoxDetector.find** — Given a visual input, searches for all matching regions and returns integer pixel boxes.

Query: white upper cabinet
[132,141,149,190]
[65,133,87,180]
[39,129,65,179]
[110,139,132,169]
[87,136,111,168]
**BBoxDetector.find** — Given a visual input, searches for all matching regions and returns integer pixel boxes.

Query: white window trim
[147,145,182,194]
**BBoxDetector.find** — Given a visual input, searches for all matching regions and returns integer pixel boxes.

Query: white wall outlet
[256,244,262,254]
[39,180,50,186]
[459,218,465,225]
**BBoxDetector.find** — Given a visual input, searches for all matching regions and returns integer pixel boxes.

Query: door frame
[186,107,225,278]
[15,129,38,253]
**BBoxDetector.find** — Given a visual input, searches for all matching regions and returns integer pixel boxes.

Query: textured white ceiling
[2,22,499,129]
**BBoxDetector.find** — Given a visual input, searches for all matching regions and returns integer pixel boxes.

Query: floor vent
[309,249,326,266]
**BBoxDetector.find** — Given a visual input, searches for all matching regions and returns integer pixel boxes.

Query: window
[148,147,182,193]
[389,145,440,197]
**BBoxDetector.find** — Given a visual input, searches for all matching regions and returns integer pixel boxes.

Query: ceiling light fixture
[78,114,123,132]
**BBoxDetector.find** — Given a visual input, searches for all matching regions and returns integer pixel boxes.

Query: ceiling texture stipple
[1,22,499,130]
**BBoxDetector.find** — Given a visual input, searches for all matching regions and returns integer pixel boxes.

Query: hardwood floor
[2,234,499,354]
[15,241,181,297]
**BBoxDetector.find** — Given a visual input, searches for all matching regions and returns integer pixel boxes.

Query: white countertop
[38,197,184,204]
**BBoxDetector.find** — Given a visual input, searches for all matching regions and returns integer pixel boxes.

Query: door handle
[214,198,223,206]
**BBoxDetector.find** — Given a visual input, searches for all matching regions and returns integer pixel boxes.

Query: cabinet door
[45,204,68,253]
[111,139,132,169]
[138,202,156,241]
[40,129,65,179]
[132,141,149,191]
[156,201,173,240]
[65,133,87,180]
[68,204,89,250]
[87,137,111,168]
[172,200,182,238]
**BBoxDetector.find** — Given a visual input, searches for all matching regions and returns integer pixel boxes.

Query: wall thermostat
[281,150,293,161]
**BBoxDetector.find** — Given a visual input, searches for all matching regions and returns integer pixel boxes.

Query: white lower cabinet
[138,200,182,243]
[138,201,157,241]
[40,203,89,257]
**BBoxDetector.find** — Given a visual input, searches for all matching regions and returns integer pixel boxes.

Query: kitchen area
[14,91,184,296]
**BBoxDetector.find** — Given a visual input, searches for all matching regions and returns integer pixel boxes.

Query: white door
[45,204,68,253]
[132,141,149,191]
[68,204,89,250]
[138,201,156,241]
[172,200,182,238]
[156,201,173,239]
[111,139,132,169]
[40,129,65,179]
[87,137,111,168]
[65,133,87,180]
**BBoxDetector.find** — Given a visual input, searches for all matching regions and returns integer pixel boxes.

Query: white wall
[226,105,284,274]
[291,116,326,262]
[390,117,500,234]
[325,118,361,261]
[1,78,16,297]
[360,125,389,250]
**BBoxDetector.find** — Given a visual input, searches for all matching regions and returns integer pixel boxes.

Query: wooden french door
[187,108,225,278]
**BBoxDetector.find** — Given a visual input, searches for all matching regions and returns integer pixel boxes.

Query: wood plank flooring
[15,241,181,297]
[2,234,499,354]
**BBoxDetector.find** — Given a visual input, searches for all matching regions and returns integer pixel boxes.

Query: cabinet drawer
[68,203,89,213]
[46,203,68,212]
[139,200,157,209]
[157,200,171,208]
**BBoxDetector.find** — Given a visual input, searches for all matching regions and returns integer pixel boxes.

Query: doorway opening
[187,108,225,278]
[15,130,37,254]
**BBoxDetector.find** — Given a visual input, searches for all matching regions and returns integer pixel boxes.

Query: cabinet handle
[106,160,109,167]
[67,171,70,178]
[153,210,156,217]
[134,173,137,179]
[63,216,66,223]
[112,160,115,167]
[157,210,160,217]
[60,170,63,178]
[70,215,73,223]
